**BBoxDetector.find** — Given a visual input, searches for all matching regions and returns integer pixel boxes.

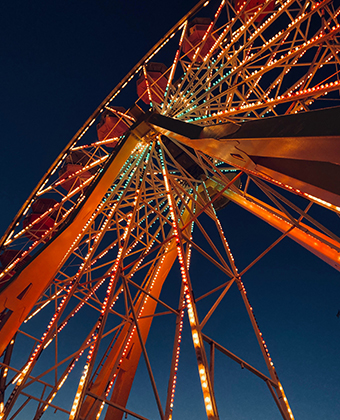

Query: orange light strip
[12,280,76,388]
[166,225,194,418]
[166,303,184,419]
[245,31,290,101]
[142,65,153,105]
[163,21,188,110]
[205,78,340,119]
[105,106,135,121]
[41,334,95,414]
[221,187,340,270]
[173,0,225,102]
[160,148,217,419]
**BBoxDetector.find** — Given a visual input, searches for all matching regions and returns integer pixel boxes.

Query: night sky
[1,1,340,419]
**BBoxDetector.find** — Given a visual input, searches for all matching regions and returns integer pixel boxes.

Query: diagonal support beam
[149,107,340,207]
[202,334,278,388]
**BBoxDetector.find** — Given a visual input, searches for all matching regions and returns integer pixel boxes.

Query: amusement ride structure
[1,0,340,418]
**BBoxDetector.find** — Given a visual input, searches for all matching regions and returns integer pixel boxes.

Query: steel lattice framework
[0,0,340,419]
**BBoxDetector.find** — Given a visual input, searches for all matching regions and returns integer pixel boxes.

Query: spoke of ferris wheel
[170,2,340,119]
[265,50,339,106]
[162,21,188,110]
[171,1,241,102]
[168,0,297,113]
[171,0,226,97]
[173,30,340,121]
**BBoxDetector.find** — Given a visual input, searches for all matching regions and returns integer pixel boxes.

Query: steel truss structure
[0,0,340,419]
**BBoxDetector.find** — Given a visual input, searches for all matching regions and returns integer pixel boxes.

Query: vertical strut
[160,143,219,420]
[164,282,186,420]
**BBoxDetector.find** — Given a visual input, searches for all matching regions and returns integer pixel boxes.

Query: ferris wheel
[0,0,340,419]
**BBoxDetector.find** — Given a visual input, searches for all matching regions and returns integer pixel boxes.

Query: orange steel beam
[0,132,141,357]
[216,183,340,271]
[149,108,340,208]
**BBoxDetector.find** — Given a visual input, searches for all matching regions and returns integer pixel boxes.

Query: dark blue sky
[1,1,340,419]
